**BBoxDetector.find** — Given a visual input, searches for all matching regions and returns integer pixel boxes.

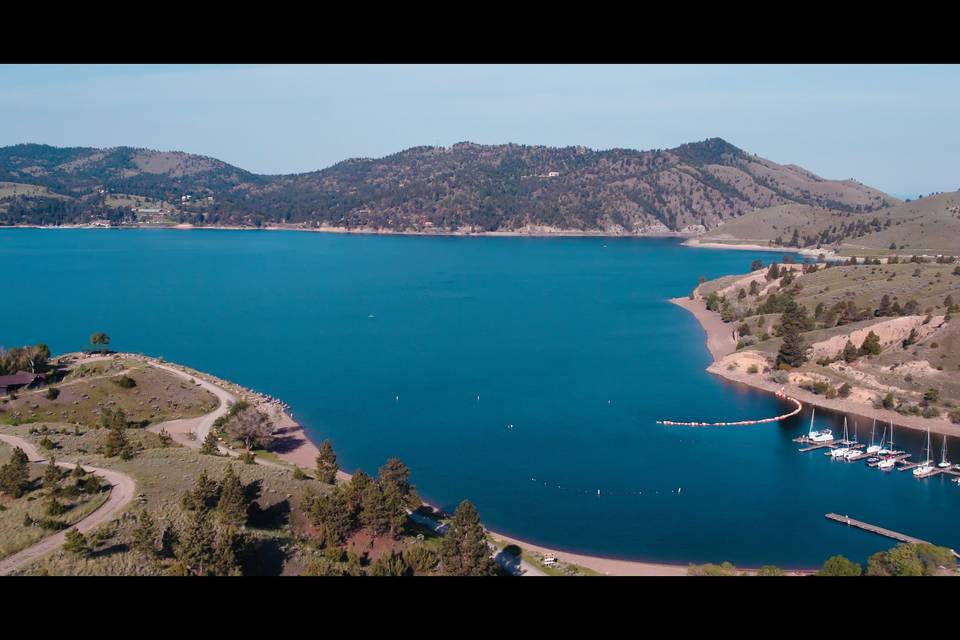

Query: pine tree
[378,458,411,495]
[103,423,131,458]
[776,300,810,368]
[370,551,410,576]
[44,493,67,516]
[0,447,30,498]
[878,294,892,316]
[859,331,882,356]
[177,510,217,575]
[315,439,339,484]
[132,510,159,557]
[63,528,89,557]
[347,470,373,514]
[217,465,248,528]
[43,456,62,492]
[210,526,245,576]
[382,478,409,538]
[360,480,390,535]
[200,431,219,456]
[181,469,221,512]
[842,340,859,363]
[440,500,498,576]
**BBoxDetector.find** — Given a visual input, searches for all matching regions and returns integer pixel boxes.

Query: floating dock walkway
[658,390,801,427]
[824,513,960,559]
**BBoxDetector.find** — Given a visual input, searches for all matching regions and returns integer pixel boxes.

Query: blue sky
[0,64,957,196]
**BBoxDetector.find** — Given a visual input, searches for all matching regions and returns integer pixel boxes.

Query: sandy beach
[682,238,834,259]
[670,296,738,360]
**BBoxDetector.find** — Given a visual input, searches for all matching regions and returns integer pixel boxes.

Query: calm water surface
[2,228,958,567]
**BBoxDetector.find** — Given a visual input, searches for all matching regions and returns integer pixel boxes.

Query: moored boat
[912,428,935,477]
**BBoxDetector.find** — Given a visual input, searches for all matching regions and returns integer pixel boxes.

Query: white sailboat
[807,408,834,443]
[866,420,882,454]
[830,418,851,458]
[844,422,862,459]
[912,428,935,477]
[878,422,897,470]
[938,435,951,468]
[879,421,895,455]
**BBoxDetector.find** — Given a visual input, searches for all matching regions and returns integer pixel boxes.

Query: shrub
[63,528,90,556]
[746,364,759,374]
[771,370,789,384]
[45,387,60,400]
[818,555,861,576]
[825,387,838,399]
[404,543,440,574]
[922,406,940,419]
[838,383,852,398]
[688,561,738,576]
[112,375,137,389]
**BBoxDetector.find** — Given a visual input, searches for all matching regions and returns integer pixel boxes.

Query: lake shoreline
[96,352,778,576]
[1,223,697,240]
[669,296,960,440]
[198,359,826,575]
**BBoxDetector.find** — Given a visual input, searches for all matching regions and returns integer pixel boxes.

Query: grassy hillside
[843,192,960,254]
[696,258,960,421]
[700,192,960,256]
[701,203,846,246]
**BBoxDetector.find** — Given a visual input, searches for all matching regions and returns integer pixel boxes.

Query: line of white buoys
[657,391,802,428]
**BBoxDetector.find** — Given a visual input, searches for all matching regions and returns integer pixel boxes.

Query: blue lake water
[2,228,958,568]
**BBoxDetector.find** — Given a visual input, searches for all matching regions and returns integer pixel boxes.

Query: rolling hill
[700,192,960,255]
[0,139,897,232]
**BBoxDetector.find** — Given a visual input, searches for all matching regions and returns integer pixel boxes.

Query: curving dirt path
[0,357,237,575]
[0,433,137,575]
[145,361,236,451]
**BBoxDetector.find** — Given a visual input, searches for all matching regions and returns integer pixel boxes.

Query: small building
[0,371,38,395]
[546,171,560,178]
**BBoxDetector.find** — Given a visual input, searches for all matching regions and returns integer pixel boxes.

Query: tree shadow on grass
[247,499,290,530]
[241,538,286,576]
[90,542,129,558]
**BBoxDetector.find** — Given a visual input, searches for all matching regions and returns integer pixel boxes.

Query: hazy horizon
[1,64,957,196]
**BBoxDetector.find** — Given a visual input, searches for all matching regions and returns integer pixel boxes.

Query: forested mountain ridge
[0,139,897,232]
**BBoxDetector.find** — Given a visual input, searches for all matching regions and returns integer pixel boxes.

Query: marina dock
[825,513,960,559]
